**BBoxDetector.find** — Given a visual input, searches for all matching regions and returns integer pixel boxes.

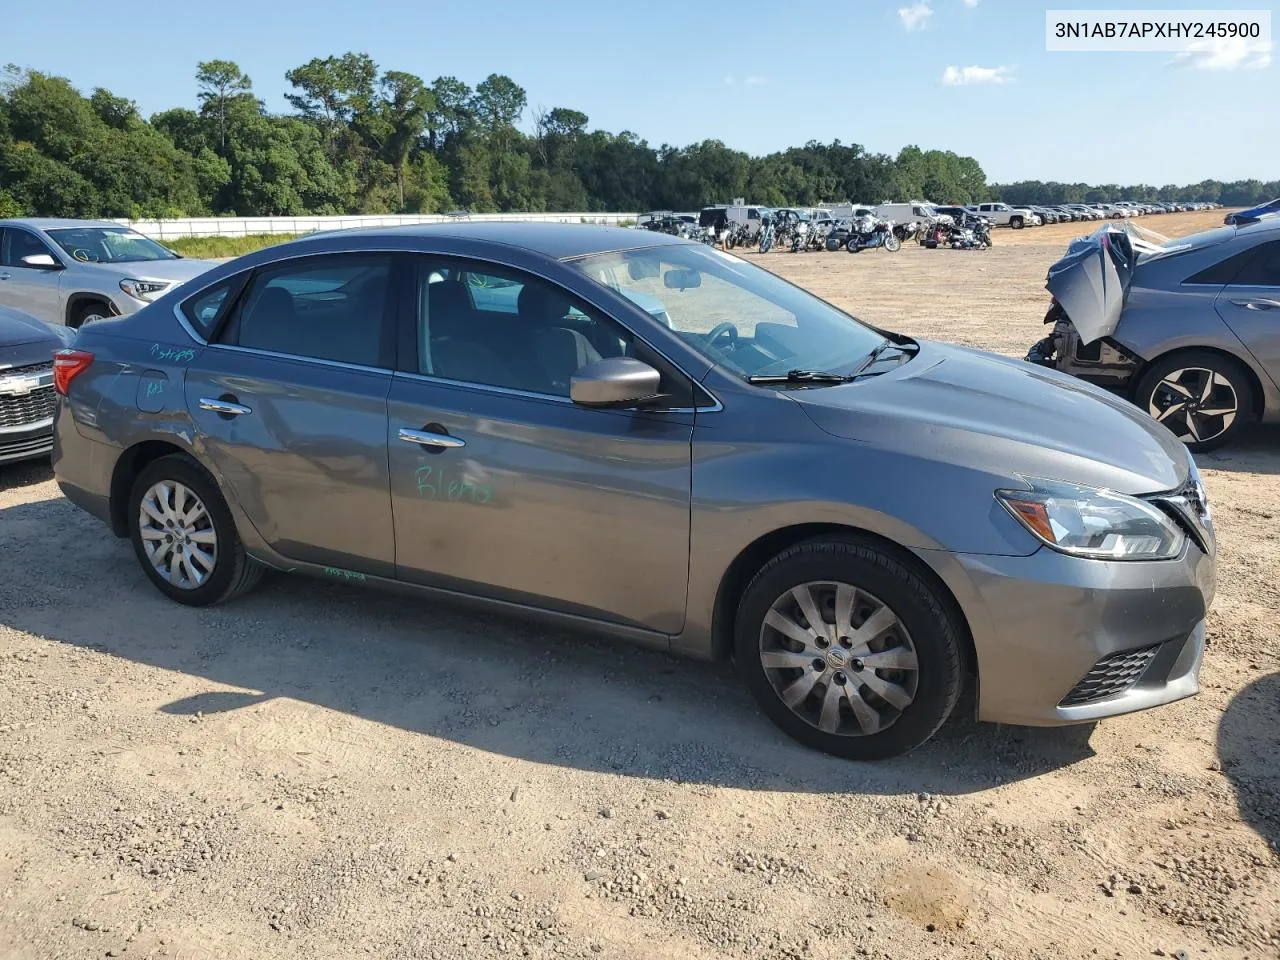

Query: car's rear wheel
[128,454,264,606]
[1010,217,1024,229]
[735,538,964,760]
[1135,351,1255,452]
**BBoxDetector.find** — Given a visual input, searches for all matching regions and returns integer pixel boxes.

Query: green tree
[195,59,252,153]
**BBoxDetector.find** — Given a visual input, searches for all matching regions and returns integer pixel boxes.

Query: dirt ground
[1,211,1276,960]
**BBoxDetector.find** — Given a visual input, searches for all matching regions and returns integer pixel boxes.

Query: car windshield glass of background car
[571,244,885,379]
[45,227,178,264]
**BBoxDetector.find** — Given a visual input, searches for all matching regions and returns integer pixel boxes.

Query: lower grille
[1060,644,1160,706]
[0,387,56,429]
[0,433,53,461]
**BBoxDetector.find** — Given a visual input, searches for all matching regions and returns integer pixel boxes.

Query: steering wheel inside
[707,321,739,351]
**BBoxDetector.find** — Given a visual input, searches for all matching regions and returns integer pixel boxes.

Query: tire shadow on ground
[1217,670,1280,853]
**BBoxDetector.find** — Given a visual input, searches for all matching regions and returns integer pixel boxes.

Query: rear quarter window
[181,274,248,339]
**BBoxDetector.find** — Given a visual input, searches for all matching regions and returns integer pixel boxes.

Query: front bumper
[0,417,53,464]
[929,541,1214,727]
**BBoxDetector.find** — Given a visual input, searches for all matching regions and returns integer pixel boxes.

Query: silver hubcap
[138,481,218,589]
[1148,367,1238,444]
[759,581,918,737]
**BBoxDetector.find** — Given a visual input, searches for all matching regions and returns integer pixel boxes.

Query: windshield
[570,244,885,379]
[46,227,177,264]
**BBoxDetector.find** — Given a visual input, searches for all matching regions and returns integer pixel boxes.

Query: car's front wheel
[128,454,264,605]
[1135,351,1255,452]
[735,538,965,761]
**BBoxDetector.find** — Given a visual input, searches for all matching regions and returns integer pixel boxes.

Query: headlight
[120,279,172,302]
[996,479,1185,560]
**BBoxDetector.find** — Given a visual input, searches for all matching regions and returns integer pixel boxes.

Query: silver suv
[0,219,216,329]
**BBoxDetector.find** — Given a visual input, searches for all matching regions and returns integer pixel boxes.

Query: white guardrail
[116,212,641,240]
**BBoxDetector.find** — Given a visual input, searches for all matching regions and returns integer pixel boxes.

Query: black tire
[735,537,965,761]
[1009,216,1024,230]
[1133,350,1255,452]
[69,300,112,329]
[128,454,264,606]
[846,238,861,253]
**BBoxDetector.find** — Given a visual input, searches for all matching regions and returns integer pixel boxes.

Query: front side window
[1,228,57,267]
[222,255,392,367]
[571,244,885,379]
[45,227,177,264]
[412,259,694,403]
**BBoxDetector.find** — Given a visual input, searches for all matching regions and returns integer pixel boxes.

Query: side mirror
[21,253,60,270]
[570,357,662,408]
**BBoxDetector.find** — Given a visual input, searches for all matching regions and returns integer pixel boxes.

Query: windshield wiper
[746,368,856,385]
[850,338,911,377]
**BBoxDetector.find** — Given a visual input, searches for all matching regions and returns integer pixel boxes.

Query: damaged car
[1026,219,1280,451]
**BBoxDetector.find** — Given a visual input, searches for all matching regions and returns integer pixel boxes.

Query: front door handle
[199,397,253,416]
[398,427,466,449]
[1231,298,1280,311]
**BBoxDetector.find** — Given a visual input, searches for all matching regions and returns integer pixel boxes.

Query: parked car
[1026,218,1280,450]
[0,304,74,464]
[873,202,938,227]
[1225,198,1280,225]
[54,223,1215,761]
[0,219,216,330]
[969,203,1038,229]
[1064,205,1101,221]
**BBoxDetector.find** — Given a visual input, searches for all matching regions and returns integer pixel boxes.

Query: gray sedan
[1027,218,1280,450]
[52,224,1214,760]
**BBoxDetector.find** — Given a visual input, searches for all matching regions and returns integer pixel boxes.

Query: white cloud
[744,75,767,85]
[1171,37,1271,71]
[941,64,1015,85]
[898,2,932,30]
[961,0,979,7]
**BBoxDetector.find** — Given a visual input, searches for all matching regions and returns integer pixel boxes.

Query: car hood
[0,305,63,348]
[792,340,1189,495]
[1044,226,1139,345]
[0,305,64,370]
[79,257,217,287]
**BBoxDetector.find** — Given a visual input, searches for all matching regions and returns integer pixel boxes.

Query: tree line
[0,58,1271,221]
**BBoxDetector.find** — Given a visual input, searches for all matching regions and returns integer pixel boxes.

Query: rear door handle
[198,397,253,416]
[1230,298,1280,310]
[398,427,466,449]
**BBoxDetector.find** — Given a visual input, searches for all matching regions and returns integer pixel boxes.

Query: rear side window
[181,274,248,339]
[221,255,394,367]
[1185,241,1280,286]
[1228,240,1280,286]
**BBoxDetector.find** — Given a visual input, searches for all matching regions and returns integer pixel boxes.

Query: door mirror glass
[570,357,662,408]
[20,253,59,269]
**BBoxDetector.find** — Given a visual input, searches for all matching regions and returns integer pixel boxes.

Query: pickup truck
[966,202,1039,229]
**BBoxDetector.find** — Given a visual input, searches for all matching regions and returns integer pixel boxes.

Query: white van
[874,202,938,224]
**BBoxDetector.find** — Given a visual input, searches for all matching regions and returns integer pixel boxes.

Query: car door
[1214,239,1280,388]
[0,227,65,324]
[386,257,697,635]
[182,253,399,575]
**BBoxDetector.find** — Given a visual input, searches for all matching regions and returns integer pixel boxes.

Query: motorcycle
[758,219,776,253]
[893,220,921,244]
[845,215,902,253]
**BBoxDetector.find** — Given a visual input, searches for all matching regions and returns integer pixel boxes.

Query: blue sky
[3,0,1273,185]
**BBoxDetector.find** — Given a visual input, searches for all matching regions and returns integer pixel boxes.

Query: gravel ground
[1,212,1276,960]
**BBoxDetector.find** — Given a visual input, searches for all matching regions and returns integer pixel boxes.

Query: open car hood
[1045,226,1139,345]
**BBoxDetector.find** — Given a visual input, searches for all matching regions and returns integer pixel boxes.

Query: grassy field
[167,232,303,259]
